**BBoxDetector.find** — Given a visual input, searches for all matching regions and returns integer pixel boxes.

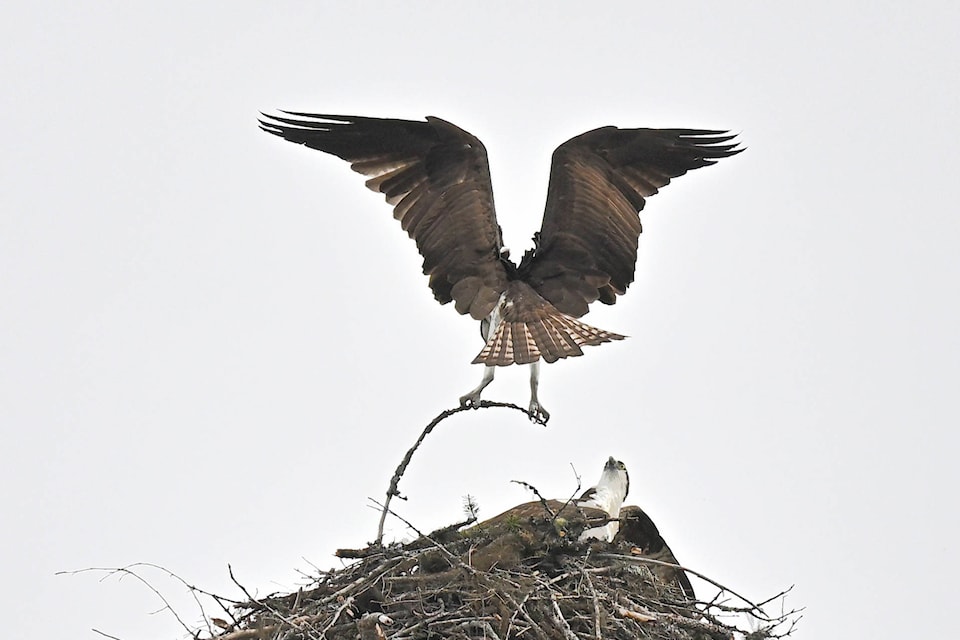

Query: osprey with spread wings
[259,113,742,422]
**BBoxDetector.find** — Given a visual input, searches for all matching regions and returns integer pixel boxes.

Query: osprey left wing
[259,112,509,321]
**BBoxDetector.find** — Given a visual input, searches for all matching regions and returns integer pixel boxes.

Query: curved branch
[374,401,542,545]
[595,553,768,615]
[56,565,199,637]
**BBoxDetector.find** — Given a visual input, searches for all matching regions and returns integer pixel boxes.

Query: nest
[206,500,795,640]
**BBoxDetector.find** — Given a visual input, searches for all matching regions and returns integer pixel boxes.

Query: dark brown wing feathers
[260,114,741,352]
[258,113,508,320]
[616,505,695,599]
[525,127,743,317]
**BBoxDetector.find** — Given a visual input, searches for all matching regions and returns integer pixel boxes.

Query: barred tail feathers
[472,311,624,366]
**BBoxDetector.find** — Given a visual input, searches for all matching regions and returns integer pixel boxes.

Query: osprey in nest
[258,113,742,422]
[576,456,631,541]
[472,456,694,598]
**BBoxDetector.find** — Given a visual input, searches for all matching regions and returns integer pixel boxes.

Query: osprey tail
[472,282,625,366]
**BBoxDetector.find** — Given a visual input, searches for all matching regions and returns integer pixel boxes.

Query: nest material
[208,500,783,640]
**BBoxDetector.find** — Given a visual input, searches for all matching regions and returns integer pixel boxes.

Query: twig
[208,593,241,628]
[57,565,195,637]
[227,564,258,605]
[504,589,551,640]
[336,547,383,559]
[429,515,478,539]
[227,564,316,638]
[756,584,796,609]
[510,480,555,518]
[569,463,581,485]
[299,556,329,579]
[457,619,503,640]
[616,598,738,639]
[213,612,334,640]
[581,566,603,640]
[504,580,550,640]
[552,464,584,526]
[371,499,461,567]
[134,562,220,637]
[319,596,355,636]
[616,606,656,623]
[548,592,579,640]
[319,557,406,607]
[375,400,542,545]
[376,500,557,640]
[659,611,736,640]
[215,628,267,640]
[596,553,765,613]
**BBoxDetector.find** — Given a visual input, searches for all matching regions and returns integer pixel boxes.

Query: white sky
[2,2,958,639]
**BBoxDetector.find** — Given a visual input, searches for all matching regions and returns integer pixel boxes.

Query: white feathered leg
[460,366,495,408]
[461,304,504,409]
[528,361,549,423]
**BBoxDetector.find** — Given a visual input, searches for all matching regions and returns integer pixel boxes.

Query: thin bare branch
[319,595,355,636]
[581,565,602,640]
[552,463,584,524]
[548,592,579,640]
[57,565,195,637]
[510,480,556,518]
[375,400,543,545]
[371,499,462,567]
[596,553,765,613]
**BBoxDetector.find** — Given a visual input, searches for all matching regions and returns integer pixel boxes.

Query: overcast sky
[3,2,959,639]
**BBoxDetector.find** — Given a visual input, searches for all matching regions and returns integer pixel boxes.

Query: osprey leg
[460,366,495,408]
[528,361,549,423]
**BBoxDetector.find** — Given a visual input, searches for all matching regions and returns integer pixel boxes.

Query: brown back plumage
[463,500,694,600]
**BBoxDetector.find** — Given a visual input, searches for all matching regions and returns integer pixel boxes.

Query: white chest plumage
[577,457,630,542]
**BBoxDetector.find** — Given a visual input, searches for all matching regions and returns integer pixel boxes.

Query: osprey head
[579,456,630,516]
[599,456,630,505]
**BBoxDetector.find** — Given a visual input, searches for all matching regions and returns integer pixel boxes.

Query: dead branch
[374,400,543,545]
[319,596,355,635]
[372,499,463,568]
[580,565,602,640]
[616,606,656,623]
[335,547,382,559]
[548,591,579,640]
[596,553,766,614]
[63,463,798,640]
[547,464,584,527]
[510,480,556,518]
[57,565,198,637]
[204,531,795,640]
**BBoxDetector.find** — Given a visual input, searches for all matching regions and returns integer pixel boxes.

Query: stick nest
[208,504,795,640]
